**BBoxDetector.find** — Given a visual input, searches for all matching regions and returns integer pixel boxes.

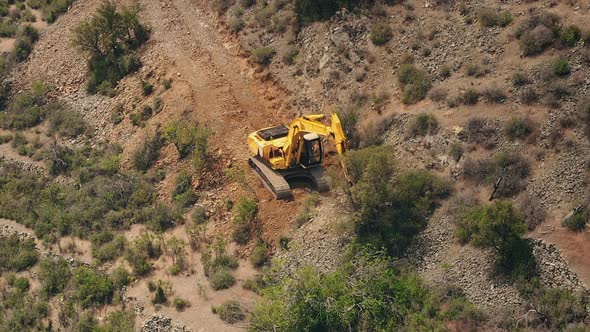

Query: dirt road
[139,0,288,158]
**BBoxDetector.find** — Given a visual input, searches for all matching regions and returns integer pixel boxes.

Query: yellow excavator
[248,113,347,199]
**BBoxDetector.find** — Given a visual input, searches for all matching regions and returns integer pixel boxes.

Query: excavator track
[309,167,329,192]
[248,156,292,200]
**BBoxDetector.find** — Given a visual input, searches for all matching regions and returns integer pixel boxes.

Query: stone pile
[140,315,191,332]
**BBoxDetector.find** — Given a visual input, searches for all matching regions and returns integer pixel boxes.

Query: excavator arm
[282,113,347,168]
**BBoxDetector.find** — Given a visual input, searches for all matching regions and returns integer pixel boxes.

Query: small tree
[232,197,258,245]
[456,201,536,279]
[166,235,186,270]
[72,0,150,93]
[152,283,167,305]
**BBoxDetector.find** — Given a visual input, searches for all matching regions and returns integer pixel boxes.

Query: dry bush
[520,25,555,56]
[465,63,484,77]
[512,72,531,87]
[516,11,561,56]
[518,193,546,230]
[370,21,392,46]
[559,113,576,129]
[460,89,480,105]
[429,87,448,102]
[463,152,531,198]
[578,99,590,139]
[481,86,507,103]
[477,7,512,28]
[359,113,394,147]
[398,64,432,104]
[504,117,535,140]
[520,87,538,105]
[439,65,451,79]
[408,113,439,137]
[463,117,498,149]
[252,47,276,66]
[212,0,236,14]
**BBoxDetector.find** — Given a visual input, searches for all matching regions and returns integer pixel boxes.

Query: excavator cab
[300,133,323,168]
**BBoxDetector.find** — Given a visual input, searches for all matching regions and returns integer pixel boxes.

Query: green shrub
[212,254,239,270]
[94,310,135,332]
[240,0,255,7]
[48,108,87,138]
[370,21,392,46]
[132,132,163,172]
[443,295,485,324]
[130,105,153,127]
[210,269,236,290]
[232,197,257,244]
[172,169,197,208]
[243,274,267,293]
[250,251,453,331]
[344,146,450,256]
[408,113,438,137]
[552,57,570,76]
[173,297,189,311]
[92,234,126,263]
[518,279,588,329]
[141,80,154,96]
[562,208,587,232]
[560,25,581,47]
[504,117,534,140]
[0,234,38,272]
[293,0,376,24]
[398,64,431,104]
[73,1,149,93]
[252,46,275,66]
[216,300,245,323]
[39,258,70,297]
[13,277,30,292]
[465,63,484,77]
[12,25,39,62]
[0,19,17,37]
[74,267,115,308]
[448,142,463,162]
[192,206,207,224]
[41,0,75,23]
[250,243,268,267]
[439,65,451,79]
[110,266,131,290]
[163,120,207,159]
[152,283,167,304]
[125,232,162,276]
[162,79,172,90]
[146,203,182,232]
[228,16,245,33]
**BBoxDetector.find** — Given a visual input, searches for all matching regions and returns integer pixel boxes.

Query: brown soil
[532,216,590,286]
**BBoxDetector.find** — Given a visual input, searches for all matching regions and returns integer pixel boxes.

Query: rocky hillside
[0,0,590,330]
